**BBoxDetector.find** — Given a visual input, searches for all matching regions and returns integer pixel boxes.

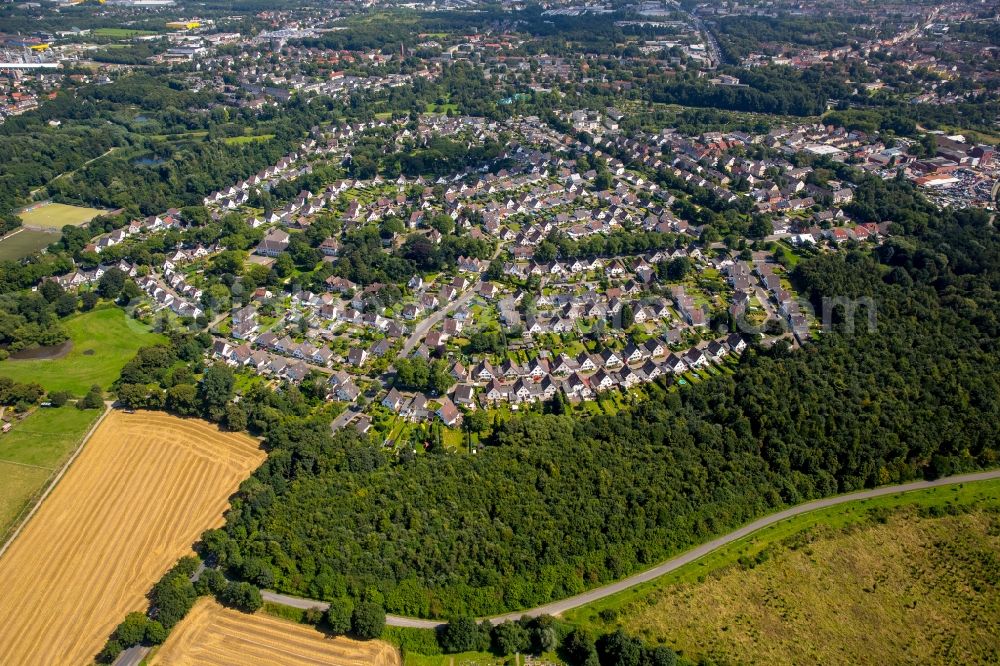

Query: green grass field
[0,229,59,261]
[566,478,1000,665]
[0,308,166,395]
[0,405,101,538]
[18,202,106,229]
[0,462,50,539]
[222,133,275,145]
[0,405,100,468]
[92,27,157,37]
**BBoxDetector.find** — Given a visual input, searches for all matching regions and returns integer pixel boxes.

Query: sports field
[92,27,158,37]
[0,307,165,394]
[222,133,275,145]
[0,229,58,261]
[151,598,400,666]
[18,202,106,229]
[0,411,264,665]
[0,405,101,538]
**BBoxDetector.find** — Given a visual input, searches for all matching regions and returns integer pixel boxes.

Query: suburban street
[261,468,1000,628]
[398,285,477,359]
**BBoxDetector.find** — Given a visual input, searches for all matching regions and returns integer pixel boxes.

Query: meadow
[0,411,264,665]
[222,133,275,145]
[0,229,58,261]
[0,307,165,394]
[566,479,1000,665]
[0,405,101,539]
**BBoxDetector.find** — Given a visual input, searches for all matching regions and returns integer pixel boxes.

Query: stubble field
[0,411,264,665]
[150,598,401,666]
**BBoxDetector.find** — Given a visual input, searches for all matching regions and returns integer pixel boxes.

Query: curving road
[262,469,1000,628]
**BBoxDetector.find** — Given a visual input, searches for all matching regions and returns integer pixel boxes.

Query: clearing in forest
[573,493,1000,666]
[0,411,264,665]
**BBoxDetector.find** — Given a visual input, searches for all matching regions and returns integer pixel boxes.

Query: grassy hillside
[568,482,1000,665]
[0,307,165,395]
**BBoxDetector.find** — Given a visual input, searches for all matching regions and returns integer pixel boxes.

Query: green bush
[220,581,263,613]
[351,601,385,640]
[324,598,354,635]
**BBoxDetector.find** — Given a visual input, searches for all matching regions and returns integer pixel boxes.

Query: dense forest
[199,181,999,617]
[711,15,869,61]
[646,66,850,117]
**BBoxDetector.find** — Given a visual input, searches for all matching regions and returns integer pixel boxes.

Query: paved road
[394,246,499,362]
[116,644,148,666]
[330,407,358,432]
[398,286,477,359]
[262,469,1000,628]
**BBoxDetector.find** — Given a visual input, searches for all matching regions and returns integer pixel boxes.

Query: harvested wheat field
[0,411,264,666]
[150,598,401,666]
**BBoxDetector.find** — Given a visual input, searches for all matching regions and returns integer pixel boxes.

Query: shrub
[151,559,198,629]
[303,606,324,625]
[144,620,167,645]
[77,385,104,409]
[324,598,354,635]
[241,557,275,588]
[113,612,149,646]
[439,616,482,653]
[194,567,227,596]
[220,581,263,613]
[351,601,385,640]
[96,639,123,664]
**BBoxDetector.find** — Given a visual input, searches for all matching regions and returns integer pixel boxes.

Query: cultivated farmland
[0,411,264,665]
[150,598,401,666]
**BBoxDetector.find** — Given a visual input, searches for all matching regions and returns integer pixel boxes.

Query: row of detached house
[376,333,749,420]
[473,334,746,406]
[211,339,312,384]
[51,259,136,291]
[252,331,335,366]
[135,275,204,320]
[202,144,324,211]
[85,211,187,254]
[379,388,464,429]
